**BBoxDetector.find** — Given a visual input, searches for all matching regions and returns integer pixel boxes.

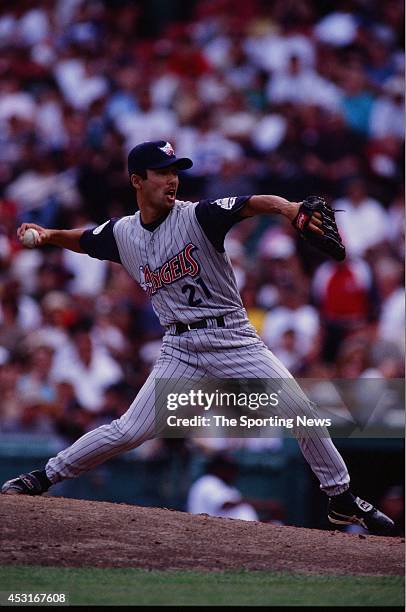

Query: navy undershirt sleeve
[195,196,251,252]
[79,218,121,264]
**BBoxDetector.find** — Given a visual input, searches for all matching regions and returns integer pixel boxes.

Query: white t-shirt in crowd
[187,474,258,521]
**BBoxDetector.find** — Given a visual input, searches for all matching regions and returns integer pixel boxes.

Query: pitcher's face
[132,166,179,211]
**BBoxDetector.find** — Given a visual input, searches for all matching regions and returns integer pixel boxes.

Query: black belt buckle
[175,315,225,335]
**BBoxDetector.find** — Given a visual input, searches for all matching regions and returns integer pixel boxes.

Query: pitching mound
[0,496,403,575]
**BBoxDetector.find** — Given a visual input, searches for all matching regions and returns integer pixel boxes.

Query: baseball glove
[292,195,346,261]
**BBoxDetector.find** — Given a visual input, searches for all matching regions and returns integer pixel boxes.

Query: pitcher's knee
[110,421,136,448]
[111,418,151,450]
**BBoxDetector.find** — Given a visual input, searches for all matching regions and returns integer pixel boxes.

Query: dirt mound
[0,496,403,575]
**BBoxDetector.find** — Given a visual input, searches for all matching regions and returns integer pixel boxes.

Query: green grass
[0,566,403,606]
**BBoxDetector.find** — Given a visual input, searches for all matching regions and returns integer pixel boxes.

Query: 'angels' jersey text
[141,243,199,296]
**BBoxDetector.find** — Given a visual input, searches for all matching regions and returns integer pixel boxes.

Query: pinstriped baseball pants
[46,319,350,496]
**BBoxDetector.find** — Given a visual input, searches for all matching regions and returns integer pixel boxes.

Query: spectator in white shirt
[334,178,389,258]
[0,78,36,125]
[266,54,341,112]
[261,282,320,367]
[116,88,178,152]
[370,76,404,140]
[187,454,258,521]
[54,54,108,111]
[374,256,405,353]
[51,318,123,413]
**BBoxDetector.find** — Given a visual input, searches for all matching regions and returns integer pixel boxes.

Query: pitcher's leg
[200,343,394,533]
[2,338,203,494]
[296,433,349,495]
[263,371,350,495]
[200,345,350,495]
[45,373,157,482]
[46,346,201,483]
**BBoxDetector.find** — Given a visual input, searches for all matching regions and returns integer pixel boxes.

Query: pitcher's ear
[130,174,142,190]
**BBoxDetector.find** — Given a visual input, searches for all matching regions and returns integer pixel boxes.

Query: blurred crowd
[0,0,404,443]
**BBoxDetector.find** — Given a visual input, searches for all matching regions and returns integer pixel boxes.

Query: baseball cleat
[328,494,394,535]
[1,470,51,496]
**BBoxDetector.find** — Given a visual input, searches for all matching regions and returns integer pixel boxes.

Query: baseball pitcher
[2,141,394,535]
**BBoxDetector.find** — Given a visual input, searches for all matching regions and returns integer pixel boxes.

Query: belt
[175,315,225,335]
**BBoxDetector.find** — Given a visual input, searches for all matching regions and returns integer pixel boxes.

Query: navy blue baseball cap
[127,140,193,176]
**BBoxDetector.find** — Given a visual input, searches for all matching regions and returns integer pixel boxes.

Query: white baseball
[22,228,40,248]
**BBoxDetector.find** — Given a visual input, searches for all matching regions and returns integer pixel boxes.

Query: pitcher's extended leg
[46,344,201,483]
[199,343,349,496]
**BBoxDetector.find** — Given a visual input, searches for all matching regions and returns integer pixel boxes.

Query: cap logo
[159,142,175,157]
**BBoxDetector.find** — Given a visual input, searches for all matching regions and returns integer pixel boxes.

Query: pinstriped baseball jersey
[114,201,247,326]
[80,197,252,327]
